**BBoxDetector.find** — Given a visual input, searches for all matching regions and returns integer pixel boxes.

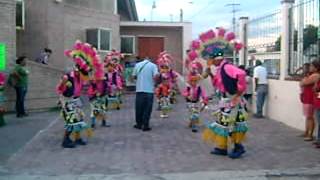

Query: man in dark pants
[12,56,29,118]
[132,58,159,131]
[135,93,154,130]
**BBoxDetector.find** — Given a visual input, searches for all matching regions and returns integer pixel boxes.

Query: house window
[121,36,135,54]
[16,0,25,30]
[86,28,111,51]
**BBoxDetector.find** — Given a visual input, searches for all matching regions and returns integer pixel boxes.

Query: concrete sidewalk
[0,95,320,179]
[1,167,320,180]
[0,111,59,166]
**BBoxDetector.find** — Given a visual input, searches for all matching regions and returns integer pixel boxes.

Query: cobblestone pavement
[1,95,320,179]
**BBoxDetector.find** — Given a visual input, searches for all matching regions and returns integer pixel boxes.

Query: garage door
[138,37,164,61]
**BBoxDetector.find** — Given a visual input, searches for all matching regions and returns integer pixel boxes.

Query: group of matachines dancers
[56,41,124,148]
[57,27,249,159]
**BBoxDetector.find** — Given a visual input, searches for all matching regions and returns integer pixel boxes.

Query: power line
[186,0,216,20]
[225,3,240,32]
[225,2,240,64]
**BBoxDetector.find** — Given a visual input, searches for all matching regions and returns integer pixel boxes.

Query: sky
[135,0,282,37]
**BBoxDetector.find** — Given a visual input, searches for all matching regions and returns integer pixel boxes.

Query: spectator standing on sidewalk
[253,60,268,118]
[132,57,159,131]
[299,63,317,141]
[310,59,320,148]
[12,56,29,118]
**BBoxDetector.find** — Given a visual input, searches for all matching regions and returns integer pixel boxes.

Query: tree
[274,25,318,52]
[303,25,318,51]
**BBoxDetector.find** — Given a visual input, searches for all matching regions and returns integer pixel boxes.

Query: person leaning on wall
[11,56,29,118]
[253,60,268,118]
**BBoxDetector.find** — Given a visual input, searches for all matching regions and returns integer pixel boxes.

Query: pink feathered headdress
[157,51,173,67]
[104,49,124,65]
[188,27,243,60]
[64,40,104,80]
[0,73,5,86]
[189,61,203,75]
[186,60,203,83]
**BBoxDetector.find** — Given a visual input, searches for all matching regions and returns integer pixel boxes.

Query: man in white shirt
[132,58,159,131]
[253,60,268,118]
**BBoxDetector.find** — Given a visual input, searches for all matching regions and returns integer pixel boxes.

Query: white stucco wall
[182,23,192,76]
[262,79,304,130]
[202,78,304,130]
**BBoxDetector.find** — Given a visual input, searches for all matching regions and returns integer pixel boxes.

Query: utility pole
[225,2,240,64]
[151,1,156,21]
[170,14,173,22]
[180,8,183,22]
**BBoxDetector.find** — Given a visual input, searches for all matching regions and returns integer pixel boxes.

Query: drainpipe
[114,0,118,15]
[239,17,249,66]
[280,0,295,80]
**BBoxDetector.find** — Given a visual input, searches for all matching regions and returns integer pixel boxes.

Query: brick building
[0,0,16,68]
[0,0,191,111]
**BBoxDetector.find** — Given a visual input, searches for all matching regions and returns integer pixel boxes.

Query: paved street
[0,94,320,179]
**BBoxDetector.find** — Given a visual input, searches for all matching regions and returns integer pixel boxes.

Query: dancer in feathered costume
[0,73,6,127]
[106,49,125,104]
[155,73,172,118]
[104,53,123,110]
[182,61,208,133]
[188,28,248,158]
[158,52,179,104]
[57,40,102,148]
[156,51,179,111]
[87,61,109,129]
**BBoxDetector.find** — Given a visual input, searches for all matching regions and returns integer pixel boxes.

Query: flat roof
[120,21,192,27]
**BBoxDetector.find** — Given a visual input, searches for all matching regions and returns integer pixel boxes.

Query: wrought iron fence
[247,10,282,53]
[247,10,282,76]
[288,0,319,75]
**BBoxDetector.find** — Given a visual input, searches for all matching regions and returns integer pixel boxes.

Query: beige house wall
[12,0,120,111]
[120,25,184,74]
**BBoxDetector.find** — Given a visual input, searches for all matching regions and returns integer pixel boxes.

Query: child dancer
[156,52,178,109]
[106,50,124,104]
[104,56,123,110]
[155,73,171,118]
[183,61,208,133]
[87,64,109,129]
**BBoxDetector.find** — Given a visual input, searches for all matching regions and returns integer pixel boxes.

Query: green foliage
[274,25,318,52]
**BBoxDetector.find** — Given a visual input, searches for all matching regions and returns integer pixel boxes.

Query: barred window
[121,36,135,54]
